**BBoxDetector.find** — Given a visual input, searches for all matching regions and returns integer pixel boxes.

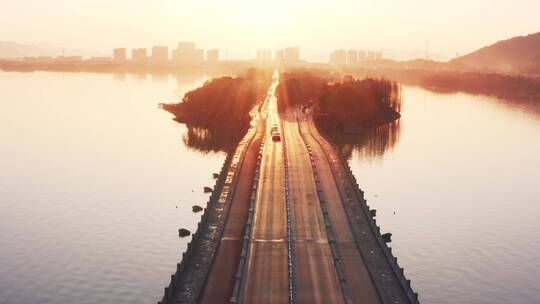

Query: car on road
[272,131,281,142]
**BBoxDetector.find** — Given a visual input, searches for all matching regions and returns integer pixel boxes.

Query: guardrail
[306,119,419,304]
[229,134,266,303]
[296,119,353,304]
[282,126,296,304]
[159,126,258,304]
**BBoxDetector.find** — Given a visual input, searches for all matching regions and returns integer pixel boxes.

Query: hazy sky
[2,0,539,61]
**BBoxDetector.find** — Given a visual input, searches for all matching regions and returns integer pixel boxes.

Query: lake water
[1,72,539,304]
[0,71,226,304]
[347,86,540,304]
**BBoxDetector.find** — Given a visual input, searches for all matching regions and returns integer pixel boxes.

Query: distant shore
[349,68,540,102]
[3,58,539,105]
[0,59,268,74]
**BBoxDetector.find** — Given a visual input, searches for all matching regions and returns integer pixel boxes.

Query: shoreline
[159,121,264,303]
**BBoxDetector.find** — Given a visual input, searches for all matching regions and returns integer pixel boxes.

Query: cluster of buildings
[255,47,301,63]
[18,45,386,67]
[329,49,383,65]
[113,42,219,64]
[20,42,218,65]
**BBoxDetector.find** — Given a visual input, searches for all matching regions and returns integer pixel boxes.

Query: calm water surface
[1,72,540,303]
[0,71,225,304]
[348,86,540,304]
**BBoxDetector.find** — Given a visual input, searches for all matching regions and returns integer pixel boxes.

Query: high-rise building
[193,48,204,63]
[357,50,366,62]
[266,50,272,60]
[256,49,272,61]
[206,49,219,62]
[113,48,126,61]
[132,48,147,62]
[151,46,169,63]
[283,47,300,62]
[367,51,376,61]
[375,51,383,60]
[274,49,284,62]
[347,49,358,65]
[172,42,204,64]
[330,49,347,65]
[177,42,196,52]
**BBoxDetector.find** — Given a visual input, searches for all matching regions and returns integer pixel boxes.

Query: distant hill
[450,32,540,74]
[0,41,103,58]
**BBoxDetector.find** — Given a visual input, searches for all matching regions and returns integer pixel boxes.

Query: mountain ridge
[450,32,540,73]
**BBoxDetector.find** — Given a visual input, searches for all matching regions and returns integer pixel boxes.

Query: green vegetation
[161,68,271,153]
[276,71,401,133]
[349,68,540,105]
[276,70,334,112]
[420,71,540,101]
[162,69,272,129]
[315,78,401,132]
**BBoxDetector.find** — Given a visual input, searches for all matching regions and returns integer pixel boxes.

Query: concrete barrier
[228,133,266,303]
[307,121,419,304]
[158,127,259,304]
[282,138,296,304]
[296,121,354,304]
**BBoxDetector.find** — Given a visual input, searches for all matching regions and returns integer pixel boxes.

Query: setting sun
[220,0,297,37]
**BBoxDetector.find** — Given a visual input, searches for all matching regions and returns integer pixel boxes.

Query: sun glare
[225,0,294,34]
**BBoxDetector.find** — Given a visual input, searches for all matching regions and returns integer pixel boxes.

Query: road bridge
[159,72,418,304]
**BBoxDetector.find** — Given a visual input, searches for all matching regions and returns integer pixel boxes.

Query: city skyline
[19,43,390,66]
[1,39,407,62]
[2,0,539,61]
[2,2,540,304]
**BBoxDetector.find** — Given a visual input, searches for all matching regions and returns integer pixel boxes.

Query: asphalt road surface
[198,72,408,304]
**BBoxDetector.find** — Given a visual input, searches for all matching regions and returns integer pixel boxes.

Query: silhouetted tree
[162,69,272,128]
